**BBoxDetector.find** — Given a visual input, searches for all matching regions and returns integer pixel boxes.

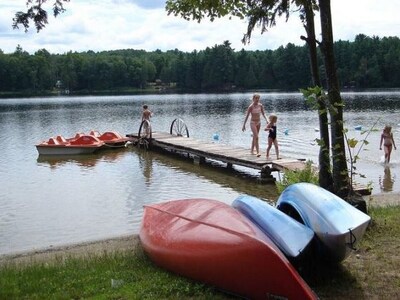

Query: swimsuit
[382,132,393,147]
[251,105,262,114]
[269,125,277,140]
[250,105,262,126]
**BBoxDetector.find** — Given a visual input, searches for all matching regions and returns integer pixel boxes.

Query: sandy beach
[1,192,399,266]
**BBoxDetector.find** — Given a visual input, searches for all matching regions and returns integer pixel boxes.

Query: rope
[346,228,357,250]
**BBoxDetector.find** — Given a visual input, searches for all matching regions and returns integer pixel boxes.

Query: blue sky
[0,0,399,54]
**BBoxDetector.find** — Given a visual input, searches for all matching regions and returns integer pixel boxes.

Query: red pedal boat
[36,134,104,155]
[140,198,317,300]
[89,130,130,148]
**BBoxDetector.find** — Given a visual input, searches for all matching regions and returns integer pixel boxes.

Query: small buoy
[355,125,362,131]
[212,133,219,141]
[284,129,289,135]
[314,128,319,132]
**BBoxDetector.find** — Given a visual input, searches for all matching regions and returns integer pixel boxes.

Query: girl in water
[242,94,268,157]
[380,125,396,163]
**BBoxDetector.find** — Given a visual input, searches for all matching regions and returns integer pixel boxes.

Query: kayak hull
[277,183,371,262]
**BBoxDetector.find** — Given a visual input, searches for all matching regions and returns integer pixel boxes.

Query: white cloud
[0,0,399,54]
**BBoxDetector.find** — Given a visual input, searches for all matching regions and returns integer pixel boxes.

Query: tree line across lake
[0,34,399,95]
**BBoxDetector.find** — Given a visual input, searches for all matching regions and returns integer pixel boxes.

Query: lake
[1,91,399,255]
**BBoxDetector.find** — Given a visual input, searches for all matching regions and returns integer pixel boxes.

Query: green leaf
[347,138,358,148]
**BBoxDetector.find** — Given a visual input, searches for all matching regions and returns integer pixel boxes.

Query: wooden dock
[127,131,371,195]
[128,132,314,181]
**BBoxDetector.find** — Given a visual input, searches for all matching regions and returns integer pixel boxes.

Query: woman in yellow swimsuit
[242,93,268,156]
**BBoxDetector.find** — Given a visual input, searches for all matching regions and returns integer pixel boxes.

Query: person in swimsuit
[265,113,279,160]
[379,125,396,163]
[141,104,152,121]
[141,104,153,136]
[242,94,268,156]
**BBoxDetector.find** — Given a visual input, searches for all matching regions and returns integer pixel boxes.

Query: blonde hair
[269,113,278,123]
[384,125,392,133]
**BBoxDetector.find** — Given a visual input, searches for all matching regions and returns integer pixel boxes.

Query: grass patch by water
[1,205,399,299]
[0,249,230,300]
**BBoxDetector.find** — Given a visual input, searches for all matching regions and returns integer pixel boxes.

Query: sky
[0,0,399,55]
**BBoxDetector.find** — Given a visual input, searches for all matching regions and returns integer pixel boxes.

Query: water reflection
[36,149,129,169]
[379,166,395,192]
[137,150,154,186]
[133,147,279,203]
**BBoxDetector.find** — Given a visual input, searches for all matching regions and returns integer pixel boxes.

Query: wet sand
[1,193,398,266]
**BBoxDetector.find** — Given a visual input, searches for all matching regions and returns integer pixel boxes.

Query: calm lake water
[1,91,400,255]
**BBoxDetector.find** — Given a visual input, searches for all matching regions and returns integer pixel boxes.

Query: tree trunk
[318,0,349,197]
[303,1,333,191]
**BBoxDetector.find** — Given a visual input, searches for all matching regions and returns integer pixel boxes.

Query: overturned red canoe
[140,198,317,300]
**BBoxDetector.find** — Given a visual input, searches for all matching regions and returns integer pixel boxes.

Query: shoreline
[0,234,141,266]
[1,193,399,266]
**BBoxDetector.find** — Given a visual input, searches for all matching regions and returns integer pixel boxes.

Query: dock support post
[193,155,205,165]
[260,166,275,181]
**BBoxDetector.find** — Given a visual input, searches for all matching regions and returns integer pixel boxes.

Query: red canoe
[140,198,317,300]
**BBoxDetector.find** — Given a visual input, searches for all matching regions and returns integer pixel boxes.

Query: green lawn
[1,205,399,299]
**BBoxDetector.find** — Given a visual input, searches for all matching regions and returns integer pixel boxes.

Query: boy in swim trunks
[242,93,268,157]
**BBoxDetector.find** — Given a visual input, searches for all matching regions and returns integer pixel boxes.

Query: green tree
[245,56,259,88]
[318,0,349,196]
[32,49,54,90]
[300,0,333,190]
[185,50,204,90]
[13,0,69,32]
[234,49,249,88]
[201,41,235,90]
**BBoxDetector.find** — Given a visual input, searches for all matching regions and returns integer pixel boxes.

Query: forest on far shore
[0,34,399,96]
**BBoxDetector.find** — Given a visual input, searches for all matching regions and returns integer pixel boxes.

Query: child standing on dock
[242,93,268,157]
[142,104,152,121]
[380,125,396,164]
[141,104,153,137]
[265,114,279,160]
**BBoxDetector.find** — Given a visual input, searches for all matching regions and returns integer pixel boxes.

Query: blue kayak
[232,195,314,259]
[277,183,371,262]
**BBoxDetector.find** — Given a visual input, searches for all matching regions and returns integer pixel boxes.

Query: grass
[307,205,400,299]
[1,206,399,300]
[0,249,231,300]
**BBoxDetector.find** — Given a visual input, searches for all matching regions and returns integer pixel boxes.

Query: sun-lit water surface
[1,91,400,255]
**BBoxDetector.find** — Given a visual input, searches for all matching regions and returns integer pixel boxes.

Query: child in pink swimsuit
[242,94,268,156]
[380,125,396,163]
